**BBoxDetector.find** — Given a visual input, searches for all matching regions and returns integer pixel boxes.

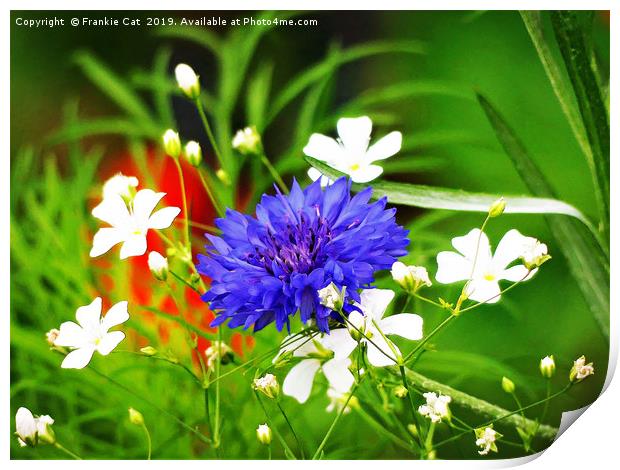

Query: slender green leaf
[155,25,222,56]
[550,11,610,232]
[477,92,609,341]
[266,40,427,126]
[246,62,274,130]
[305,156,596,229]
[73,51,156,128]
[47,118,160,144]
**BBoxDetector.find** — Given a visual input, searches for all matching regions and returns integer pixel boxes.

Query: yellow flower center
[483,273,495,281]
[349,163,360,171]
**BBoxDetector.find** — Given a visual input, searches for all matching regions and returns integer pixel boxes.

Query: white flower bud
[253,373,280,399]
[102,173,138,202]
[520,238,551,270]
[128,408,145,426]
[539,355,556,379]
[184,140,202,167]
[232,126,261,155]
[488,197,506,218]
[45,328,60,346]
[317,283,346,311]
[570,355,594,382]
[256,423,272,445]
[148,251,168,281]
[174,63,200,99]
[15,407,55,447]
[391,261,432,293]
[162,129,181,159]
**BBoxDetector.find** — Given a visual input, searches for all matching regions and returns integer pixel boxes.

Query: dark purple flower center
[248,212,332,277]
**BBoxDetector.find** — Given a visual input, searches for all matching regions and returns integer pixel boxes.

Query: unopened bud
[232,126,261,155]
[488,197,506,218]
[256,424,272,445]
[148,251,168,281]
[128,408,144,426]
[539,355,556,379]
[501,376,515,394]
[174,63,201,100]
[184,140,203,167]
[393,385,408,398]
[162,129,181,158]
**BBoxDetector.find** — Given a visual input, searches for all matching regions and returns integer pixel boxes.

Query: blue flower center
[250,212,332,277]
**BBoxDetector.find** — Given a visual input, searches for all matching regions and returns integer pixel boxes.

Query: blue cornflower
[197,178,409,332]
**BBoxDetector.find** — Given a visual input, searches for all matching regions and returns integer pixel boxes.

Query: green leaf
[246,61,274,130]
[521,11,609,235]
[266,40,427,126]
[477,92,609,342]
[47,118,160,144]
[305,156,596,229]
[155,25,222,56]
[550,11,610,232]
[73,51,157,128]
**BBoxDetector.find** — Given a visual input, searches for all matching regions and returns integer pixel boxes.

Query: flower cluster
[197,177,409,332]
[418,392,452,423]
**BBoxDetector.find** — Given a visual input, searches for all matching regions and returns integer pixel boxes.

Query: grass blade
[477,92,609,341]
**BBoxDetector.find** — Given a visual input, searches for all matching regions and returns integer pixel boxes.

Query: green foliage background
[10,10,609,459]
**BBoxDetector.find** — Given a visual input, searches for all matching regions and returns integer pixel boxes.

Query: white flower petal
[337,116,372,154]
[366,131,402,162]
[101,301,129,330]
[119,234,147,259]
[380,314,424,341]
[303,134,343,163]
[76,297,102,330]
[492,229,531,271]
[366,332,400,367]
[435,251,472,284]
[321,328,358,360]
[451,229,492,268]
[283,359,321,403]
[96,331,125,355]
[274,334,319,363]
[148,206,181,230]
[15,407,36,440]
[132,189,166,225]
[91,195,130,227]
[89,227,126,257]
[61,346,96,369]
[349,164,384,183]
[501,265,537,282]
[322,358,354,393]
[359,289,395,321]
[54,321,88,348]
[466,278,501,304]
[307,167,333,187]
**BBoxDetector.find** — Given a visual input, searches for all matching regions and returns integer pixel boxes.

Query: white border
[3,1,616,468]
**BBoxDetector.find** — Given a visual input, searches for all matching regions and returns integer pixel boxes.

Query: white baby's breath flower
[303,116,402,184]
[174,63,200,99]
[274,333,354,404]
[520,237,551,270]
[253,373,280,399]
[317,283,346,311]
[232,126,261,155]
[102,173,138,202]
[391,261,432,293]
[15,407,56,447]
[325,388,359,414]
[327,289,423,367]
[184,140,203,167]
[418,392,451,423]
[148,251,168,281]
[436,229,540,304]
[205,341,233,369]
[475,426,501,455]
[90,189,180,259]
[54,297,129,369]
[256,424,272,445]
[570,355,594,382]
[540,355,556,378]
[162,129,182,158]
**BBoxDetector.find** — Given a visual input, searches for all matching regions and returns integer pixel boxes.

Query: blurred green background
[10,10,609,459]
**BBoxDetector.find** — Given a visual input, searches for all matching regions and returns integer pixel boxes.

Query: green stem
[260,153,289,194]
[403,314,455,364]
[312,383,359,459]
[141,423,152,460]
[399,365,425,449]
[277,401,305,459]
[195,98,226,171]
[197,168,225,217]
[213,328,222,449]
[54,442,82,460]
[172,157,190,250]
[424,422,436,454]
[355,407,416,454]
[254,392,297,459]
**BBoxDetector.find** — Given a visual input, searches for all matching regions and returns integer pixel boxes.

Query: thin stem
[412,292,444,309]
[403,314,455,364]
[424,422,436,454]
[458,271,532,314]
[141,423,152,460]
[169,269,201,294]
[54,442,82,460]
[172,157,190,249]
[277,401,305,459]
[197,169,225,217]
[355,407,416,454]
[254,391,297,459]
[312,383,359,459]
[399,365,425,449]
[195,98,226,171]
[213,328,222,449]
[260,153,289,194]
